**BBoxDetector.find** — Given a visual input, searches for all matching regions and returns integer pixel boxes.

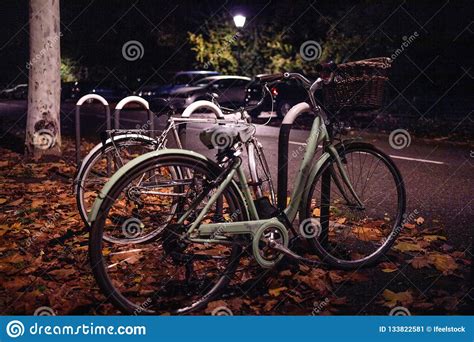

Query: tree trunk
[25,0,62,158]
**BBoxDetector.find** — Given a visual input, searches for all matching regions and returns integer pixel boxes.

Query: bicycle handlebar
[257,61,339,88]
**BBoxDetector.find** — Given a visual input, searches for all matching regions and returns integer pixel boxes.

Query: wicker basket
[322,57,392,113]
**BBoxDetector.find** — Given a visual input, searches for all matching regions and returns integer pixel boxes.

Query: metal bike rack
[114,96,154,135]
[277,101,330,246]
[277,102,311,211]
[75,94,110,165]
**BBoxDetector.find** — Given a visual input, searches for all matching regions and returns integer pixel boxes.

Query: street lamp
[233,14,246,28]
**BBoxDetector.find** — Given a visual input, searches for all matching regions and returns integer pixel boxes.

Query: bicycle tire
[89,153,248,314]
[301,141,406,270]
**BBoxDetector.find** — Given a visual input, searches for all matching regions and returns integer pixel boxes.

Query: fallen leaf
[0,198,7,205]
[279,270,292,277]
[423,235,447,242]
[48,268,76,280]
[379,262,398,273]
[393,241,424,252]
[382,289,413,307]
[410,256,431,269]
[31,199,45,209]
[263,299,278,311]
[328,271,345,284]
[269,287,288,297]
[428,253,457,275]
[404,223,416,229]
[8,198,24,206]
[352,226,383,241]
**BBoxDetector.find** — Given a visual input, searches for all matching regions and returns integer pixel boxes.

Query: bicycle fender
[87,148,250,224]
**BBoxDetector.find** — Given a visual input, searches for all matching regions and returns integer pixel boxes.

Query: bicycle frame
[186,113,364,244]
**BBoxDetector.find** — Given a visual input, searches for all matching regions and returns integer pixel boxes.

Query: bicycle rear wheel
[302,142,406,269]
[89,154,248,314]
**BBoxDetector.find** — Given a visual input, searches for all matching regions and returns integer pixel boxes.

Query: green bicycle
[88,59,406,314]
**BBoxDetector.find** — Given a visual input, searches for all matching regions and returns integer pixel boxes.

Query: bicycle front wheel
[302,142,406,269]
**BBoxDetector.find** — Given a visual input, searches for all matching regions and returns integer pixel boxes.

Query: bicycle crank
[252,220,289,268]
[267,239,325,267]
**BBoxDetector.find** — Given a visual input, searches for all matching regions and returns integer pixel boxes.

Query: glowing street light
[233,14,246,28]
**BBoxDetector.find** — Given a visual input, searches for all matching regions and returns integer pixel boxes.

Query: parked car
[245,78,309,118]
[0,84,28,99]
[137,70,219,101]
[151,75,251,112]
[69,81,128,102]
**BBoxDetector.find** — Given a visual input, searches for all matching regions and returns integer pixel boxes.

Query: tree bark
[25,0,62,158]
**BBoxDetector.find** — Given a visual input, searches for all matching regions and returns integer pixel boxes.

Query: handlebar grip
[315,61,338,73]
[256,73,284,83]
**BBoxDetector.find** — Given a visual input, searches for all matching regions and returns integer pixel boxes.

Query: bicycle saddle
[199,124,254,150]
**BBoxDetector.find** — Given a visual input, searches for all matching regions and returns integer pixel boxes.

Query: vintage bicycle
[75,92,275,243]
[88,58,406,314]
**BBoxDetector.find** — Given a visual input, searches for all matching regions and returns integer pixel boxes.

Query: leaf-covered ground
[0,139,472,315]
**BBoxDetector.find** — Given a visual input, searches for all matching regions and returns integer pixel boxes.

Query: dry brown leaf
[379,262,398,273]
[382,289,413,307]
[31,199,45,209]
[410,256,431,269]
[263,299,278,311]
[279,270,292,277]
[393,241,424,252]
[328,271,345,284]
[428,253,457,275]
[423,235,447,242]
[351,227,383,241]
[0,198,7,205]
[48,268,76,280]
[269,286,288,297]
[404,223,416,229]
[8,198,24,206]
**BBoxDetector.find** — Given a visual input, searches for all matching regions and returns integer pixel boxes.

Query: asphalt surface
[1,100,473,251]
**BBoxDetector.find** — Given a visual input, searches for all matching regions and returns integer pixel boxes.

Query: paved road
[1,100,472,250]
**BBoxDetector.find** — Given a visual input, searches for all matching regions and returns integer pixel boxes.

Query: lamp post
[233,14,246,73]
